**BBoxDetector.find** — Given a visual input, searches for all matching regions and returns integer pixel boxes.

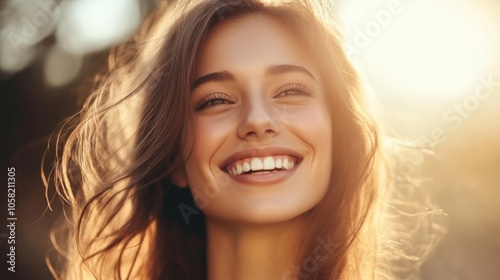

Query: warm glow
[56,0,140,54]
[338,0,493,100]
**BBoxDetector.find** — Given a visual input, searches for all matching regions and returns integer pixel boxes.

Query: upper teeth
[226,156,297,175]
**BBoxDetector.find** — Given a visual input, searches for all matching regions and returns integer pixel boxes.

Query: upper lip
[220,147,303,169]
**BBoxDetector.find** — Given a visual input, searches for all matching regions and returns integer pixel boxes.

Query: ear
[172,166,189,188]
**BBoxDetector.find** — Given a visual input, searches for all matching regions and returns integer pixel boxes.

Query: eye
[275,83,313,98]
[195,92,234,111]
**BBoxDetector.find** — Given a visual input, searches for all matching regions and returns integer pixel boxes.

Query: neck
[206,215,308,280]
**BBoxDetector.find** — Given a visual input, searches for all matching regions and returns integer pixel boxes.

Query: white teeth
[283,158,290,170]
[226,156,298,175]
[236,164,243,175]
[251,158,263,171]
[243,162,251,172]
[263,157,275,170]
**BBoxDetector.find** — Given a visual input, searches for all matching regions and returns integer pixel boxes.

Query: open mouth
[224,155,300,176]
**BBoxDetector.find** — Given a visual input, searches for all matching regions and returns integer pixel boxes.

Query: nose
[237,99,281,140]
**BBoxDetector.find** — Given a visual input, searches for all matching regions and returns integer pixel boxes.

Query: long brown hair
[46,0,402,279]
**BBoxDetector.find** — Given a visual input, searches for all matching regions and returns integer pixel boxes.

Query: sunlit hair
[44,0,438,279]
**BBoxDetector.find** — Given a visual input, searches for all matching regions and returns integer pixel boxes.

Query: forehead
[196,13,315,77]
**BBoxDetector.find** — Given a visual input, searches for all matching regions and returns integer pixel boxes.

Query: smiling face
[182,13,333,224]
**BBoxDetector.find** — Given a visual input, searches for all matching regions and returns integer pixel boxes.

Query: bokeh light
[361,1,489,96]
[0,0,143,86]
[337,0,500,138]
[56,0,141,55]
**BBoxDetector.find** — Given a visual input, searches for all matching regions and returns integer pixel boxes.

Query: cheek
[282,102,332,148]
[184,116,235,182]
[284,102,333,187]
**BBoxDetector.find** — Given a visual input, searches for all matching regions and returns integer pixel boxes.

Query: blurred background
[1,0,499,279]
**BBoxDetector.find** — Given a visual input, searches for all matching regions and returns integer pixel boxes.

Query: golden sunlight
[338,0,496,100]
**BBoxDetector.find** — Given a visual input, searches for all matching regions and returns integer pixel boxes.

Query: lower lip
[224,165,299,185]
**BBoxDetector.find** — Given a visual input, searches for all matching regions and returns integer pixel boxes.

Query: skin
[178,14,333,280]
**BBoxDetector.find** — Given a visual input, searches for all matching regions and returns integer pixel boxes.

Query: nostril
[237,117,282,139]
[245,131,258,138]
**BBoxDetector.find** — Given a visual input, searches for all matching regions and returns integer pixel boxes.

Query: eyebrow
[265,64,316,81]
[192,71,236,89]
[192,64,316,89]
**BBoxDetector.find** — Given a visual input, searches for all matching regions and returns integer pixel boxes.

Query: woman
[47,0,404,279]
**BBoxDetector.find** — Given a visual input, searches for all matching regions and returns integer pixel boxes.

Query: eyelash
[194,83,313,111]
[195,92,233,111]
[275,82,313,98]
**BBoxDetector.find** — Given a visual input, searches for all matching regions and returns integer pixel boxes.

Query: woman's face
[183,14,333,224]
